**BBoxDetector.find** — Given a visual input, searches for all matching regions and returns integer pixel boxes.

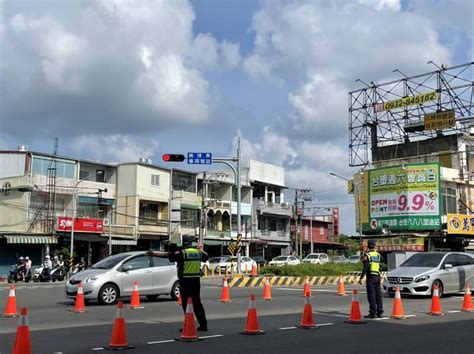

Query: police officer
[359,239,384,318]
[149,236,209,331]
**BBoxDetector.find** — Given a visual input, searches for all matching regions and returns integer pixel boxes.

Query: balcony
[254,199,293,217]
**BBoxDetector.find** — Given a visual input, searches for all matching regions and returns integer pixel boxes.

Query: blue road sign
[187,152,213,164]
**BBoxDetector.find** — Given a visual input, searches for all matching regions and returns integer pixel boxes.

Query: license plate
[66,285,76,292]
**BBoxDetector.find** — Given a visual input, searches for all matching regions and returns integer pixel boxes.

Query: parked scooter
[51,265,66,282]
[32,264,52,282]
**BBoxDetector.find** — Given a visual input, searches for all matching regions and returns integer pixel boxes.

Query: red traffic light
[162,154,185,162]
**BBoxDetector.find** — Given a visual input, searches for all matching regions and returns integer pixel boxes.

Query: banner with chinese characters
[365,237,425,252]
[447,214,474,235]
[354,171,370,233]
[366,163,441,232]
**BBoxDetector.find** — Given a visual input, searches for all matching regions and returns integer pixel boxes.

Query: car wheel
[170,281,180,300]
[431,280,444,298]
[98,284,119,305]
[146,295,159,301]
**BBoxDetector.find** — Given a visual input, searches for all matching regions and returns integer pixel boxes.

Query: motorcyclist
[43,255,52,280]
[78,257,86,271]
[17,256,26,281]
[24,256,32,279]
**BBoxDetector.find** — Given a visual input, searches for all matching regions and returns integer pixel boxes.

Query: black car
[251,256,267,267]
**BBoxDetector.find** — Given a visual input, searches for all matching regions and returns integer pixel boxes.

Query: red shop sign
[57,217,104,233]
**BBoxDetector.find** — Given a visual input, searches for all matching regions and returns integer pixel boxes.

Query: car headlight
[414,275,430,283]
[84,276,100,283]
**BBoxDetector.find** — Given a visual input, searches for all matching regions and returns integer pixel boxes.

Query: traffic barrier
[129,282,143,309]
[337,276,347,296]
[105,302,133,350]
[345,289,366,324]
[461,283,473,313]
[241,294,265,335]
[251,264,258,277]
[390,287,407,320]
[70,282,87,313]
[262,277,272,300]
[303,276,311,297]
[220,277,231,303]
[298,293,317,329]
[12,308,31,354]
[429,285,444,316]
[2,284,18,317]
[179,298,200,342]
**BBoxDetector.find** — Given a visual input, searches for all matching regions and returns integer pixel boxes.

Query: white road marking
[147,339,176,345]
[199,334,224,339]
[404,315,416,318]
[448,310,461,313]
[276,288,366,294]
[92,347,105,351]
[318,322,334,327]
[279,326,297,330]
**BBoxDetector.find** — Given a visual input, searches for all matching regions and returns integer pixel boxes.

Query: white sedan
[218,257,256,273]
[268,255,301,266]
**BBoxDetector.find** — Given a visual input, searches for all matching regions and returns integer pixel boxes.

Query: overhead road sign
[187,152,212,164]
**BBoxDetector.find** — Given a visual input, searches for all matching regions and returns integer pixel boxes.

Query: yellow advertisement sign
[447,213,474,235]
[424,110,455,131]
[372,237,424,252]
[354,171,369,232]
[374,91,437,112]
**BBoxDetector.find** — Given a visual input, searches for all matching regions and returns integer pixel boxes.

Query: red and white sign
[332,208,339,237]
[57,217,104,233]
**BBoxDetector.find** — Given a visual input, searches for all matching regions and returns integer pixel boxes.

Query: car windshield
[400,253,445,267]
[305,255,319,259]
[210,257,227,263]
[273,256,288,261]
[91,254,131,269]
[225,257,239,262]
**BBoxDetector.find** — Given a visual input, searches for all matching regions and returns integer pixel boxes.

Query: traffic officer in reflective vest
[169,235,209,331]
[359,239,384,318]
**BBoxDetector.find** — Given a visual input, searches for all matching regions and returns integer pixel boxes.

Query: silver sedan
[383,252,474,297]
[65,252,179,305]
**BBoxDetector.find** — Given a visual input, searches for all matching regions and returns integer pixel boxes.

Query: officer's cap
[368,239,376,248]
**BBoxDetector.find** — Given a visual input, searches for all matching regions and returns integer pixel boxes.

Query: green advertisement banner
[364,163,442,232]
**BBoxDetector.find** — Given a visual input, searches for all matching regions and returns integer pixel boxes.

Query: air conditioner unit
[103,218,110,226]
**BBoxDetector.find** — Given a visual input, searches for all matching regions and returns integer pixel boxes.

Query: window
[123,256,150,270]
[443,255,457,267]
[32,157,75,179]
[96,170,105,183]
[458,254,473,266]
[320,227,324,235]
[79,170,90,180]
[152,256,171,267]
[139,201,159,223]
[151,174,160,187]
[442,187,457,214]
[181,208,199,228]
[172,171,196,193]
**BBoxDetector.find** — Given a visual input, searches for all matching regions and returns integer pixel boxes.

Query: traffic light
[162,154,185,162]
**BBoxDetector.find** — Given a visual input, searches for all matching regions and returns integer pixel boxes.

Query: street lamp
[329,172,363,242]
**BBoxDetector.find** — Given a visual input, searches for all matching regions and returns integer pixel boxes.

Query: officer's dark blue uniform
[360,239,384,318]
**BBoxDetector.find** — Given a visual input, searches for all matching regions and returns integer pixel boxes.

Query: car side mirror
[444,263,453,270]
[122,264,133,272]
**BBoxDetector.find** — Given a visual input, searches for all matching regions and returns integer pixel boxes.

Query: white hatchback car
[268,255,301,266]
[219,256,256,273]
[302,253,330,264]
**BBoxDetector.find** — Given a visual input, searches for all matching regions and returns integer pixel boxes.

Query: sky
[0,0,472,235]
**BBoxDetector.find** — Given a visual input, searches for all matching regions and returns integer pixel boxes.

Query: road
[0,278,473,353]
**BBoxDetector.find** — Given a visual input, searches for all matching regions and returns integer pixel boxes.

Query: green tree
[338,234,361,257]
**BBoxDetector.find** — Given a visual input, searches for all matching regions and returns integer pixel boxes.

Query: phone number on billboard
[375,91,437,112]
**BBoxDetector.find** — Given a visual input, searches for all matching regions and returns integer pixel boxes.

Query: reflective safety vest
[183,248,202,278]
[366,251,381,275]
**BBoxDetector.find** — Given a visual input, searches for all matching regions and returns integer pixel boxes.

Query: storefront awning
[4,235,58,244]
[108,239,137,246]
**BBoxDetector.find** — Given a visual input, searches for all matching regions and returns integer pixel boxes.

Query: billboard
[447,213,474,235]
[354,171,369,233]
[364,163,441,232]
[363,237,424,252]
[57,217,104,233]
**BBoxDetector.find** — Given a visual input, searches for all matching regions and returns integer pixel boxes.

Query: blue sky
[0,0,472,234]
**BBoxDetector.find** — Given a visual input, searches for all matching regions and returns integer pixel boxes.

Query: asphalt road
[0,278,473,353]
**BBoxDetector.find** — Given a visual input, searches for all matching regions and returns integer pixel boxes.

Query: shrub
[260,262,363,276]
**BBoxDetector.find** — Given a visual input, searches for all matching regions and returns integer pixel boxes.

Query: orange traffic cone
[220,277,231,303]
[12,308,31,354]
[241,294,265,335]
[177,292,182,306]
[179,298,200,342]
[390,287,407,320]
[2,284,18,317]
[251,264,258,277]
[461,283,473,313]
[71,282,87,313]
[298,293,317,329]
[262,277,272,300]
[105,302,133,350]
[303,277,311,297]
[337,276,347,296]
[430,285,444,316]
[345,289,366,324]
[129,282,144,309]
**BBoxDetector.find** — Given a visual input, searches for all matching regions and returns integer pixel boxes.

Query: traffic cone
[104,302,133,350]
[297,293,318,329]
[12,308,31,354]
[344,289,366,324]
[262,277,272,300]
[71,282,87,313]
[129,282,144,309]
[220,277,231,303]
[251,264,258,277]
[461,283,473,313]
[2,284,18,317]
[303,277,311,297]
[179,298,200,342]
[429,285,444,316]
[390,287,407,320]
[337,276,347,296]
[241,294,265,335]
[177,292,182,306]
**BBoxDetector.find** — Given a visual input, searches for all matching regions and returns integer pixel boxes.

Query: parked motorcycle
[51,265,66,282]
[32,264,52,282]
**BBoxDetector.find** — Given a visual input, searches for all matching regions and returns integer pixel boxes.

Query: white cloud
[71,134,159,163]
